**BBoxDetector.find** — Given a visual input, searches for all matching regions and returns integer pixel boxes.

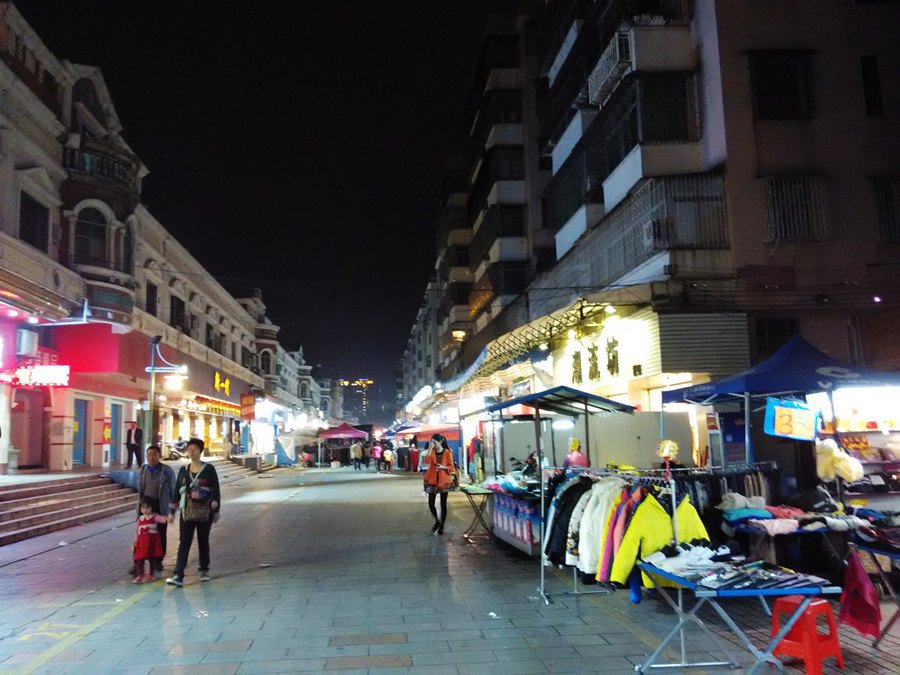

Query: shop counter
[490,491,541,556]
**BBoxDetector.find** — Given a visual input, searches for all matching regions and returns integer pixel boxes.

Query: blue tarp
[662,336,900,405]
[274,437,297,466]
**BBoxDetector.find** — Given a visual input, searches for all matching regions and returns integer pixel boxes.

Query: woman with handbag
[422,434,455,535]
[166,438,220,587]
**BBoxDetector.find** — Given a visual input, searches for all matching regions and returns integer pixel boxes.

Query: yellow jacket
[609,493,708,587]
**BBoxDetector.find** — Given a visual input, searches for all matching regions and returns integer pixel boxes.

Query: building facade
[401,0,900,431]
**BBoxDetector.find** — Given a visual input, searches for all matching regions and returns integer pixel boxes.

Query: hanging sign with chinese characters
[0,364,71,387]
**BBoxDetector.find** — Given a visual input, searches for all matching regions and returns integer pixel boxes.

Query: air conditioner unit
[16,329,39,356]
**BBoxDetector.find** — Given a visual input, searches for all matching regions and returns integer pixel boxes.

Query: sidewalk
[0,467,895,673]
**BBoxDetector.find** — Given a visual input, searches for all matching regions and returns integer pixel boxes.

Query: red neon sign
[0,365,71,387]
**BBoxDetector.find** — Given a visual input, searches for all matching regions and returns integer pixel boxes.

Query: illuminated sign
[240,393,256,420]
[214,371,231,397]
[764,397,817,441]
[1,364,71,387]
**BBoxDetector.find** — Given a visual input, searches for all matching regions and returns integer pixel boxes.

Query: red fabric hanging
[839,550,882,639]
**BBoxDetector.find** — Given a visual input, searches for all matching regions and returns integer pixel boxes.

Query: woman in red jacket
[422,434,455,535]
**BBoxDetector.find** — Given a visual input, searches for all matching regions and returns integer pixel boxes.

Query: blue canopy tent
[661,335,900,461]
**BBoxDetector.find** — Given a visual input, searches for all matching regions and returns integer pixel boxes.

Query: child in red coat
[133,496,168,583]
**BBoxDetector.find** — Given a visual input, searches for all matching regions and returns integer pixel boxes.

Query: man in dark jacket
[137,445,176,572]
[125,421,143,469]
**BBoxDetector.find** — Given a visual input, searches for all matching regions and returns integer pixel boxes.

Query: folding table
[849,541,900,649]
[459,485,493,541]
[636,562,841,673]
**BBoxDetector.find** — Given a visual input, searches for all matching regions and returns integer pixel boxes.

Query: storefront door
[73,399,88,465]
[10,390,44,468]
[109,403,122,463]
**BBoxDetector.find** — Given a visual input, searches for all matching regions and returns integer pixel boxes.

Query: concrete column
[0,383,11,474]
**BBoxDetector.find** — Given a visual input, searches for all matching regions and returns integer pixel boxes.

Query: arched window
[259,350,272,374]
[74,208,107,266]
[300,382,309,399]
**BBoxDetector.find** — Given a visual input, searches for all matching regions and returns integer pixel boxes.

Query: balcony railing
[71,254,132,275]
[437,246,470,281]
[63,139,140,193]
[469,205,526,271]
[530,172,727,319]
[469,261,529,317]
[588,31,632,106]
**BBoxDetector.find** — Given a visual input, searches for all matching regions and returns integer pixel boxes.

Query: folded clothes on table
[748,518,799,536]
[723,507,772,524]
[764,505,806,519]
[717,493,766,510]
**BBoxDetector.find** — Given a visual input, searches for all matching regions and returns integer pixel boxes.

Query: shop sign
[763,397,817,441]
[0,364,70,387]
[240,393,256,420]
[102,422,111,443]
[214,371,231,397]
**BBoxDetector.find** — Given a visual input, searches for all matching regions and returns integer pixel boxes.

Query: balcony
[465,34,520,124]
[588,32,632,106]
[439,282,471,319]
[467,148,525,224]
[63,139,141,196]
[0,48,63,117]
[470,261,528,315]
[0,231,84,319]
[469,205,526,272]
[437,246,470,283]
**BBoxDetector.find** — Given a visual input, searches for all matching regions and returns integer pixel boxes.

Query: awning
[396,423,460,438]
[482,385,635,417]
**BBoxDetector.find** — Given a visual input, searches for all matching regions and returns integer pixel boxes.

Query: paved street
[0,467,897,674]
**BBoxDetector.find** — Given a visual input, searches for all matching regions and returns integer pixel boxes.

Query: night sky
[14,0,510,414]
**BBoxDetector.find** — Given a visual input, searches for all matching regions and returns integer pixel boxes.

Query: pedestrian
[422,434,455,535]
[125,420,143,469]
[166,438,220,587]
[133,496,168,583]
[371,441,382,472]
[382,444,393,473]
[134,444,175,574]
[350,440,363,470]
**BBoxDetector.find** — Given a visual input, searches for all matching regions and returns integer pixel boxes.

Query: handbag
[181,464,211,522]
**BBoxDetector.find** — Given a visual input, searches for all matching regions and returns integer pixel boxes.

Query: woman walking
[166,438,220,587]
[422,434,455,535]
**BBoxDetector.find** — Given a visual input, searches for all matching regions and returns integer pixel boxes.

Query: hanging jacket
[596,488,629,581]
[546,478,593,565]
[543,475,584,557]
[565,489,595,566]
[839,550,882,639]
[610,493,708,588]
[577,477,627,575]
[600,486,647,581]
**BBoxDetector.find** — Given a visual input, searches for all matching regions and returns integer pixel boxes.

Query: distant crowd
[349,439,415,472]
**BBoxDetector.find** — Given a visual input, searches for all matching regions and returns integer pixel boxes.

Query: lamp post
[145,336,187,446]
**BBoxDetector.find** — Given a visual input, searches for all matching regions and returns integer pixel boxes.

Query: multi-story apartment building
[401,0,900,430]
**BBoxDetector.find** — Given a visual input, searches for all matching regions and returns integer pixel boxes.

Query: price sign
[764,398,817,441]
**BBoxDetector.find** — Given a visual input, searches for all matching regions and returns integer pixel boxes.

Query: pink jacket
[597,488,628,581]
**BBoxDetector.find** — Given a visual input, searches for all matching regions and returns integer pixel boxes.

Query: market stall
[318,422,367,466]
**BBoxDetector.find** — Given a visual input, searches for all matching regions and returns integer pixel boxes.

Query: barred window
[873,177,900,242]
[761,176,829,242]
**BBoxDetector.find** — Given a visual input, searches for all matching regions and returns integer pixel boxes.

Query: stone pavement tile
[511,614,590,628]
[545,656,635,672]
[333,613,404,627]
[235,658,328,673]
[493,646,581,661]
[447,637,528,652]
[460,659,549,674]
[0,651,42,665]
[440,619,512,631]
[524,633,609,648]
[575,642,662,659]
[367,641,451,656]
[408,629,484,643]
[481,625,559,640]
[376,667,459,675]
[286,645,370,659]
[411,648,498,666]
[170,639,252,654]
[325,653,412,669]
[201,649,289,663]
[553,623,614,636]
[149,664,240,674]
[378,621,444,633]
[48,650,94,662]
[330,632,407,646]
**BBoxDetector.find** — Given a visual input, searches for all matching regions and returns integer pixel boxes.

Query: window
[145,282,158,316]
[873,177,900,242]
[861,55,884,117]
[231,342,237,362]
[749,51,813,120]
[260,350,272,374]
[761,175,829,242]
[19,193,49,252]
[754,318,799,361]
[300,382,309,399]
[170,296,186,331]
[74,207,107,266]
[641,77,692,142]
[123,224,134,275]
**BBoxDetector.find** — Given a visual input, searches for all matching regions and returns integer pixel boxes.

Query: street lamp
[145,336,188,445]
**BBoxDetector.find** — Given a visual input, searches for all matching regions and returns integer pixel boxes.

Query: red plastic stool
[771,595,844,675]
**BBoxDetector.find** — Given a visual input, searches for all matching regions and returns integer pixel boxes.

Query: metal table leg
[867,550,900,649]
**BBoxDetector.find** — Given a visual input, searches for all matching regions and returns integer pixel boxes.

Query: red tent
[318,422,367,439]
